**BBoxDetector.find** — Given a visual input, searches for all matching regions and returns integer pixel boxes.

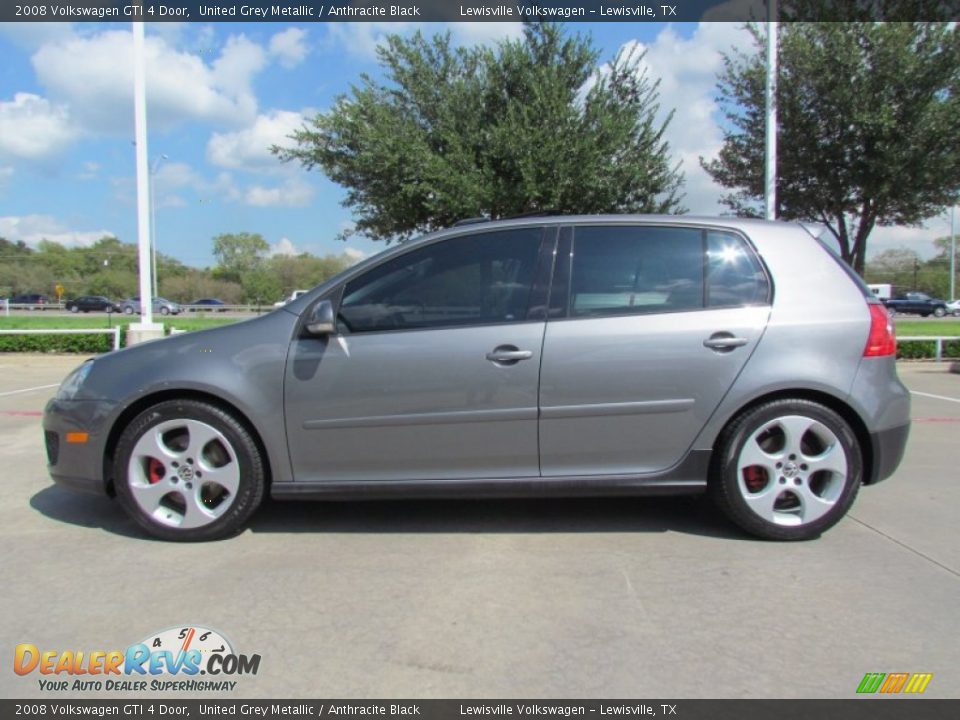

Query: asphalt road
[0,356,957,699]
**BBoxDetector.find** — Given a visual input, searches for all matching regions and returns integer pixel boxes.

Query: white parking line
[0,383,59,398]
[911,390,960,404]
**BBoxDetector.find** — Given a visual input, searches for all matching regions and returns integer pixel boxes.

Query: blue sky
[0,20,946,268]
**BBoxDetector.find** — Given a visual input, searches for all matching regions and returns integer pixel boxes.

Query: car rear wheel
[710,399,862,541]
[160,306,170,316]
[114,400,266,541]
[123,306,134,315]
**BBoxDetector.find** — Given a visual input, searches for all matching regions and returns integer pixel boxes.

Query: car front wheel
[123,306,134,315]
[710,399,862,541]
[933,307,946,318]
[114,400,266,541]
[69,305,79,313]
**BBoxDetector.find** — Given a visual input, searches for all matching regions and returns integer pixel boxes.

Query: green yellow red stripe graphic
[857,672,933,694]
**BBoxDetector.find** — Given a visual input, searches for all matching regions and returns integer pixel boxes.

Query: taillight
[864,304,896,357]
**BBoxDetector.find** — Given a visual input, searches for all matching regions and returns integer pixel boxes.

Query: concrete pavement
[0,356,957,699]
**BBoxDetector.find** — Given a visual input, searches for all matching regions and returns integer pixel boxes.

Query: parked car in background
[10,293,50,309]
[189,298,227,311]
[882,292,948,317]
[946,299,960,317]
[273,289,308,307]
[43,215,910,542]
[65,295,120,313]
[119,297,181,316]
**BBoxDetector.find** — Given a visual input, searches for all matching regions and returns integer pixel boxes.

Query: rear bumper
[867,422,910,485]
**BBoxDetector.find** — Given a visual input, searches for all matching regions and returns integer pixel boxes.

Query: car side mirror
[305,300,336,336]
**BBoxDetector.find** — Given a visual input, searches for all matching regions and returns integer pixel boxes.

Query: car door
[284,227,553,483]
[539,224,771,476]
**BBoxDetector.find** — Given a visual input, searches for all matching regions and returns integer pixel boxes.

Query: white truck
[867,283,892,301]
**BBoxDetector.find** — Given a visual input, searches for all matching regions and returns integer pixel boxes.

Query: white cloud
[271,237,301,256]
[0,93,76,161]
[146,161,242,207]
[244,178,313,207]
[324,22,417,60]
[610,23,752,214]
[207,109,307,172]
[0,215,114,248]
[342,246,368,263]
[0,166,13,187]
[269,28,309,68]
[30,29,268,134]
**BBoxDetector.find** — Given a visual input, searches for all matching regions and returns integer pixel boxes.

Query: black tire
[113,399,266,541]
[710,399,862,541]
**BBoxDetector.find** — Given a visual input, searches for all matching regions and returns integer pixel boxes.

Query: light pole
[149,154,167,298]
[764,0,777,220]
[129,18,162,342]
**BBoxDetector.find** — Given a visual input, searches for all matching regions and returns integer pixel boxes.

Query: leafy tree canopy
[702,20,960,274]
[275,22,685,243]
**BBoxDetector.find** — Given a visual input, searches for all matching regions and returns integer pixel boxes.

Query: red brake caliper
[742,466,768,493]
[148,458,165,484]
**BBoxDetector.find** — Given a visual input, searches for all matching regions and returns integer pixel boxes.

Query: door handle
[703,334,749,351]
[486,346,533,365]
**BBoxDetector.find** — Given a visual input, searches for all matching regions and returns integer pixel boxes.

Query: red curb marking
[913,417,960,423]
[0,411,43,417]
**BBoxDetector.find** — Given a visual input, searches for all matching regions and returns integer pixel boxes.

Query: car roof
[401,214,798,249]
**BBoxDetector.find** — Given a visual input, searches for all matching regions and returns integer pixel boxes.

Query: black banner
[2,700,959,719]
[1,1,958,24]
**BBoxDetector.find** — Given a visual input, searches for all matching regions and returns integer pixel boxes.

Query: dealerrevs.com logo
[14,625,261,693]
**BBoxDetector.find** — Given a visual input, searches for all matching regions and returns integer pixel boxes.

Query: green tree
[266,253,353,296]
[274,23,684,243]
[240,268,282,305]
[211,232,270,282]
[702,21,960,274]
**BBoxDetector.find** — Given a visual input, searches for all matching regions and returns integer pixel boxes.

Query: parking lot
[0,354,957,699]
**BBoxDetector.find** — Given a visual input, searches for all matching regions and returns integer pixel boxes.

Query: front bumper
[43,397,117,496]
[867,422,910,485]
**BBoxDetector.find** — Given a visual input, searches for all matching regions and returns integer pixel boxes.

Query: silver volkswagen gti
[43,216,910,541]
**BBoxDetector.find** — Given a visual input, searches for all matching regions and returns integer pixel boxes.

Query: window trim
[546,223,773,322]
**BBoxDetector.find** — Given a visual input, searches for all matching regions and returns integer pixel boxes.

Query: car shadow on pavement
[30,485,146,539]
[248,494,749,540]
[30,485,749,541]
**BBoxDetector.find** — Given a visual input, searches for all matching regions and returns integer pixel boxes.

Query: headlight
[57,360,94,400]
